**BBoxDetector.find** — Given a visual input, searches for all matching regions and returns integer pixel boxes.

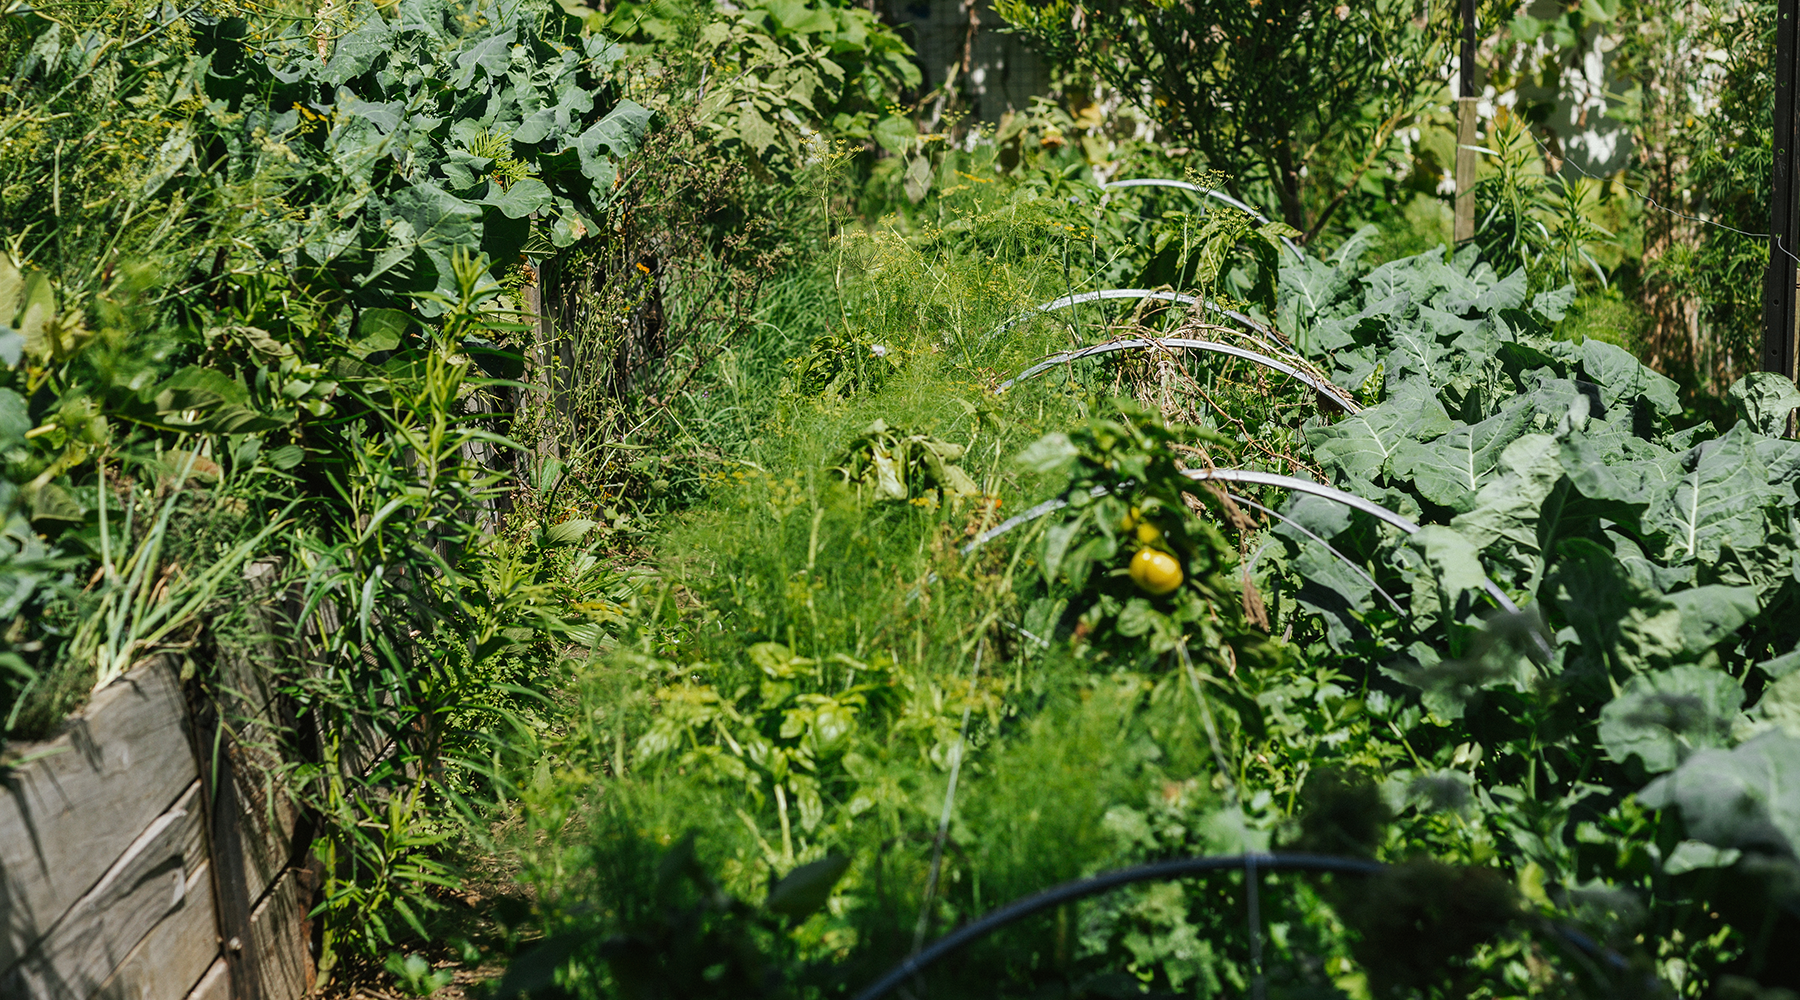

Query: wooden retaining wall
[0,650,317,1000]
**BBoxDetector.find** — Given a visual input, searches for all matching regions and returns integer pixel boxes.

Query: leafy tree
[993,0,1452,240]
[1613,0,1774,392]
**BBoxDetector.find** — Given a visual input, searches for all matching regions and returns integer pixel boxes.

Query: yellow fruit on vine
[1129,548,1182,595]
[1120,506,1141,531]
[1135,520,1162,545]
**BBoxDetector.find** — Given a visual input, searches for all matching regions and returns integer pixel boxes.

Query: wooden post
[1453,0,1478,244]
[1765,0,1800,380]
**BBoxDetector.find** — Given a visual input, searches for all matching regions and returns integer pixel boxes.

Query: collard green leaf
[1598,665,1743,773]
[0,389,29,443]
[1662,840,1742,875]
[1544,539,1673,676]
[578,100,654,186]
[1752,672,1800,735]
[1578,339,1679,416]
[485,177,552,219]
[1644,423,1781,564]
[1531,285,1576,321]
[1638,731,1800,858]
[1306,384,1451,489]
[1391,404,1534,513]
[1291,542,1377,650]
[1385,324,1455,388]
[1665,585,1759,658]
[1450,433,1562,553]
[323,14,392,85]
[1760,645,1800,680]
[1403,525,1490,630]
[1279,255,1352,347]
[454,28,517,85]
[1274,491,1354,543]
[1557,430,1675,529]
[1728,371,1800,436]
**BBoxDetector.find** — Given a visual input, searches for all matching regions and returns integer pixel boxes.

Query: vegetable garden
[2,0,1799,997]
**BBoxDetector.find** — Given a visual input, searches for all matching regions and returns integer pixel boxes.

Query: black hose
[849,852,1384,1000]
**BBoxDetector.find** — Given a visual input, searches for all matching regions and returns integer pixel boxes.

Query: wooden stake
[1765,0,1800,380]
[1453,0,1478,244]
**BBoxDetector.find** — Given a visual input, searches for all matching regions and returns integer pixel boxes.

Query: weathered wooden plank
[0,660,197,976]
[215,558,303,908]
[0,780,206,998]
[247,869,313,1000]
[91,858,217,1000]
[181,959,229,1000]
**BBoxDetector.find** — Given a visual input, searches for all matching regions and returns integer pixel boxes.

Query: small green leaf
[765,854,850,919]
[485,177,553,219]
[354,308,410,357]
[545,518,596,544]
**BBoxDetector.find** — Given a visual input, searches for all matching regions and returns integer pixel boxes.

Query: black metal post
[1765,0,1800,379]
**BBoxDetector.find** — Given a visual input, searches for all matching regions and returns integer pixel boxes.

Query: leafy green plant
[831,419,979,504]
[1275,238,1800,993]
[996,0,1451,239]
[690,0,919,174]
[190,0,651,308]
[1015,404,1276,670]
[1471,114,1616,291]
[385,951,457,996]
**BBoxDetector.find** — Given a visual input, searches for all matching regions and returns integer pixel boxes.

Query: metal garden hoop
[1098,179,1307,261]
[996,335,1361,414]
[981,288,1279,344]
[959,468,1530,623]
[850,852,1379,1000]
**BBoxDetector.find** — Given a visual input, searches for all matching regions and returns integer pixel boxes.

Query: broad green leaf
[1531,285,1576,321]
[1598,665,1742,773]
[1728,371,1800,436]
[1391,403,1533,513]
[454,28,517,84]
[1662,840,1741,875]
[1578,339,1680,416]
[1306,384,1451,489]
[871,115,915,154]
[1017,432,1077,473]
[1403,525,1490,630]
[580,100,653,166]
[1544,539,1675,675]
[1274,491,1353,542]
[155,366,251,411]
[1638,731,1800,858]
[354,308,410,357]
[1644,423,1781,564]
[546,519,597,544]
[1760,645,1800,680]
[1385,324,1454,387]
[1559,430,1677,515]
[323,15,391,84]
[485,177,552,219]
[1450,433,1562,553]
[1290,543,1377,650]
[1666,585,1759,658]
[0,389,28,443]
[1752,672,1800,736]
[765,853,850,919]
[384,183,482,250]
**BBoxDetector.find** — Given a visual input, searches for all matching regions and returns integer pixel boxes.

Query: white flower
[869,344,889,357]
